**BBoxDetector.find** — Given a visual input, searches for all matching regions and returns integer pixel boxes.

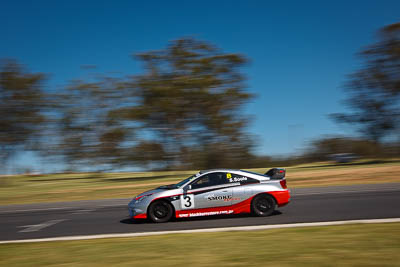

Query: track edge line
[2,218,400,244]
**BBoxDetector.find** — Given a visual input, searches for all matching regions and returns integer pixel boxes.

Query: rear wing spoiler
[265,168,286,179]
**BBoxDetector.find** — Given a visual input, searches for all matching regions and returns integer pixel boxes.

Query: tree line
[1,23,400,173]
[1,38,260,172]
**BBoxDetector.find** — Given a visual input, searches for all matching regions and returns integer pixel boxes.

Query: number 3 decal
[181,194,194,209]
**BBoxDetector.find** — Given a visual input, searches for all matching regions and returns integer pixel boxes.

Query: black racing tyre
[148,200,173,223]
[251,194,276,217]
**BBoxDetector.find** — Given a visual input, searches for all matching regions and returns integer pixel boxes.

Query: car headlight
[134,194,152,203]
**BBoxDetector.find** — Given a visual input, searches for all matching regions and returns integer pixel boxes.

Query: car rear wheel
[251,194,276,217]
[148,201,173,223]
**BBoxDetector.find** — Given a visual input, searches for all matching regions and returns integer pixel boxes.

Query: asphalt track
[1,183,400,242]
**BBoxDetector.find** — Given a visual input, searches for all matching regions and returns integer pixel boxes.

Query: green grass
[1,223,400,266]
[1,159,399,205]
[0,170,195,205]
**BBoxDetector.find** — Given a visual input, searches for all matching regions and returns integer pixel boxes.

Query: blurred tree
[0,60,46,169]
[112,38,254,170]
[332,23,400,143]
[56,77,129,170]
[305,136,383,160]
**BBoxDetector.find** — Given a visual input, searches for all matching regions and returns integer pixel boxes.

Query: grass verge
[1,159,400,205]
[1,223,399,266]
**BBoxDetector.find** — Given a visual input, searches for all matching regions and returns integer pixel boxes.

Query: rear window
[227,173,259,185]
[239,170,268,178]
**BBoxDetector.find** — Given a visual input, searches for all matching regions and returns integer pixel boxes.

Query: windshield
[174,174,197,188]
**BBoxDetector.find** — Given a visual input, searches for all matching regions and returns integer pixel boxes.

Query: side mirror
[183,184,192,191]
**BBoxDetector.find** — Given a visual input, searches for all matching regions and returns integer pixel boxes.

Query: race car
[128,168,290,223]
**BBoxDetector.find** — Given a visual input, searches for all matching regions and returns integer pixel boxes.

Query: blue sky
[1,1,399,171]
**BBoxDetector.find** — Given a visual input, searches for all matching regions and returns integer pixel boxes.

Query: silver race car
[128,168,290,223]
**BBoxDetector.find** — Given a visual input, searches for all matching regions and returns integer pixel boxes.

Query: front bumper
[128,200,147,219]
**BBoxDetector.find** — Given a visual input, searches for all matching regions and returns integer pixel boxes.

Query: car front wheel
[148,200,173,223]
[251,194,276,217]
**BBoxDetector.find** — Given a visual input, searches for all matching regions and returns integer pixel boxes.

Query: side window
[227,173,259,184]
[191,175,211,189]
[190,172,228,189]
[210,172,229,186]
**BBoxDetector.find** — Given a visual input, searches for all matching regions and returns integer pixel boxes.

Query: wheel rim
[256,197,273,213]
[153,203,169,219]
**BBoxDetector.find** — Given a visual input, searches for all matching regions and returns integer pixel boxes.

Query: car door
[182,172,232,210]
[230,173,260,204]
